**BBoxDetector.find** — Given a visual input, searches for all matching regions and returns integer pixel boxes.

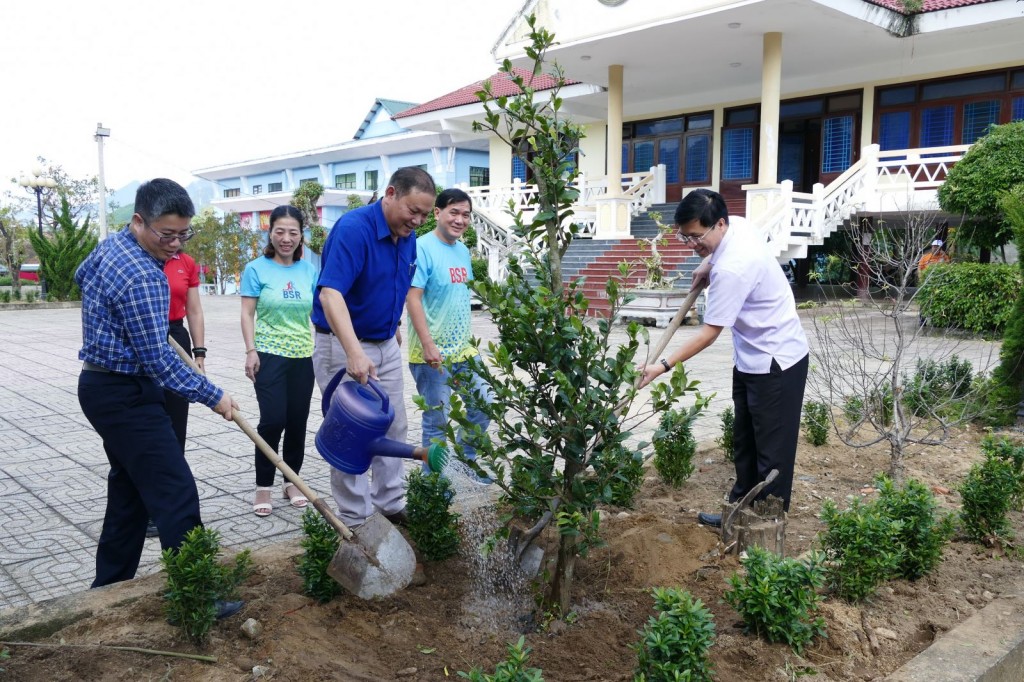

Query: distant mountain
[108,177,218,218]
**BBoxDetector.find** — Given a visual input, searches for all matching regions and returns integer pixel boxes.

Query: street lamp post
[18,168,58,300]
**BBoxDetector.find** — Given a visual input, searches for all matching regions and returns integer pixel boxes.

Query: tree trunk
[549,533,577,616]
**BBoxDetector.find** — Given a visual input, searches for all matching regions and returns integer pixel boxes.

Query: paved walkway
[0,296,1002,610]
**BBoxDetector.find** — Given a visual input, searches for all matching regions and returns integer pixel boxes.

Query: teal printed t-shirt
[408,231,476,364]
[240,257,317,358]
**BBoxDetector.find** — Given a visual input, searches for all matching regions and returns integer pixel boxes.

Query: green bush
[959,449,1022,544]
[819,498,903,603]
[297,508,342,603]
[161,526,252,643]
[27,194,97,301]
[0,291,9,303]
[874,475,955,581]
[591,442,645,508]
[24,291,35,304]
[458,636,543,681]
[917,263,1021,335]
[723,546,826,655]
[472,256,490,285]
[653,407,699,488]
[902,356,974,417]
[717,406,735,462]
[406,469,461,561]
[633,587,715,681]
[802,401,830,446]
[981,435,1024,510]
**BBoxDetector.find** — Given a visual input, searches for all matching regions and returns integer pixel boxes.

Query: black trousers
[253,352,315,487]
[729,354,809,512]
[164,321,193,454]
[79,371,202,587]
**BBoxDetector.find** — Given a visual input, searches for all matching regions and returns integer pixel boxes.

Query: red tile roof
[865,0,995,13]
[394,67,581,119]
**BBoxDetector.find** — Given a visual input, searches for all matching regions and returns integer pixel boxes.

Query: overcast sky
[0,0,523,192]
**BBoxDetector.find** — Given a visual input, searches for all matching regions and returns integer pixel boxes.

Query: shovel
[169,338,417,599]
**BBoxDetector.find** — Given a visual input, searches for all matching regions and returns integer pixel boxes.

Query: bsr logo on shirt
[281,281,303,300]
[449,267,469,284]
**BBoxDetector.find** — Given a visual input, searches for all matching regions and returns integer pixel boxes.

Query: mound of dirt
[2,426,1021,681]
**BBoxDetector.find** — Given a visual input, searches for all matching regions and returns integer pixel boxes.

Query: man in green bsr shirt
[407,189,492,476]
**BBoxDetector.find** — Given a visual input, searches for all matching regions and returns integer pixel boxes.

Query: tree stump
[721,495,787,556]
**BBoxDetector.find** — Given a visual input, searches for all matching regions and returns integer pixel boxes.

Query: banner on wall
[239,213,252,230]
[259,211,272,231]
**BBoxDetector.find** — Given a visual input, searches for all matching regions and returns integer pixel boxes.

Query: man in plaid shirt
[76,178,237,588]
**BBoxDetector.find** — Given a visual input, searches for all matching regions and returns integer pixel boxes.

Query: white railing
[750,143,969,260]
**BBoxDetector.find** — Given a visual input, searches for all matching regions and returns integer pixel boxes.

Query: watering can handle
[320,367,390,417]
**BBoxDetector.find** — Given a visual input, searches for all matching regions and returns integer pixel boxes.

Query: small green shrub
[458,636,544,681]
[959,451,1021,544]
[842,395,864,426]
[161,526,252,643]
[0,275,10,286]
[917,263,1021,335]
[717,406,735,461]
[654,408,699,488]
[0,291,9,303]
[633,587,715,682]
[24,291,36,303]
[592,443,645,508]
[874,475,955,581]
[819,498,902,603]
[902,356,974,417]
[298,508,342,603]
[981,435,1024,510]
[406,469,461,561]
[802,401,830,446]
[723,546,826,655]
[471,256,490,285]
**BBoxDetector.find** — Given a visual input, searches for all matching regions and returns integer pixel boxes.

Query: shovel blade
[327,512,416,599]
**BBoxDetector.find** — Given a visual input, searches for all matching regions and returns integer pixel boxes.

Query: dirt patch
[2,425,1022,681]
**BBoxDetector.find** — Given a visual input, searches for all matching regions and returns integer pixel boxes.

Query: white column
[595,64,632,239]
[758,32,783,186]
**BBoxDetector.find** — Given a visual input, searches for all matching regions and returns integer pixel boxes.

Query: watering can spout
[315,368,449,474]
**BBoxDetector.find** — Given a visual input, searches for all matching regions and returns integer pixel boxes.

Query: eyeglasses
[144,220,194,244]
[676,226,714,246]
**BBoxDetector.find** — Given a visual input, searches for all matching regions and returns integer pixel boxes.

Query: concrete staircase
[562,203,702,318]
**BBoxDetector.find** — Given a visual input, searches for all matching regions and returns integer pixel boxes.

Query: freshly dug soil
[2,425,1021,681]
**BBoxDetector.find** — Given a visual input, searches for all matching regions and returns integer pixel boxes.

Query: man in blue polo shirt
[312,166,436,528]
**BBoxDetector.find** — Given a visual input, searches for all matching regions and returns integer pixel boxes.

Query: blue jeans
[409,359,492,461]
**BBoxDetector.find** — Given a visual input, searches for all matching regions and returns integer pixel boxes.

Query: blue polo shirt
[312,201,417,340]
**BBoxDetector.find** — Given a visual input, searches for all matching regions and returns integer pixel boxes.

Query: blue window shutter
[919,105,954,147]
[684,134,710,184]
[1011,96,1024,122]
[722,129,753,180]
[879,111,911,151]
[511,156,527,182]
[822,115,854,174]
[962,100,1001,144]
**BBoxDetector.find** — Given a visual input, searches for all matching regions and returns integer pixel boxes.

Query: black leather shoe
[384,509,409,526]
[697,512,722,528]
[145,520,159,538]
[214,599,244,620]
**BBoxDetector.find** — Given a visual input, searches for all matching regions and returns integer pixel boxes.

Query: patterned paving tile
[1,454,83,478]
[0,568,31,610]
[0,433,46,455]
[0,496,95,565]
[8,552,95,602]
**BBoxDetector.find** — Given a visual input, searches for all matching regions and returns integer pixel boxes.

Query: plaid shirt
[76,228,222,407]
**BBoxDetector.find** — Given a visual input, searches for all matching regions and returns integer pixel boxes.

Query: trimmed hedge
[917,262,1021,335]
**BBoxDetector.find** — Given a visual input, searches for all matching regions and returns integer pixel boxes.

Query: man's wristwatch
[659,358,671,372]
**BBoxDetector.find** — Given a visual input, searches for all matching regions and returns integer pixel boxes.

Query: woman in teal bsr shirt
[241,205,318,516]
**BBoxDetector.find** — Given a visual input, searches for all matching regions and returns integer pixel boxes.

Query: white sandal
[282,481,308,508]
[253,486,273,517]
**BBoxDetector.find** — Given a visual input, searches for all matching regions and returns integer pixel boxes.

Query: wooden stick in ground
[1,640,218,663]
[168,337,353,542]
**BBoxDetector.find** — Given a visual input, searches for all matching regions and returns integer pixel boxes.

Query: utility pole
[95,123,111,240]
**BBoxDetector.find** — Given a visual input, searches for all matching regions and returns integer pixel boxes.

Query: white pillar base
[593,197,634,240]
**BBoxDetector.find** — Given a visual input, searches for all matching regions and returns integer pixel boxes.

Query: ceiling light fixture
[728,22,741,29]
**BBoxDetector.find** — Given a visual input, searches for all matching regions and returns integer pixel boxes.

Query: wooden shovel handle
[168,337,353,541]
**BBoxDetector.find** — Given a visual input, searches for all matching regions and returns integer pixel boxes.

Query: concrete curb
[0,301,82,311]
[885,590,1024,682]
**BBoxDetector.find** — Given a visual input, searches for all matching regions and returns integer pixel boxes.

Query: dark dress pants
[164,321,192,454]
[79,371,202,587]
[729,354,809,512]
[253,353,315,488]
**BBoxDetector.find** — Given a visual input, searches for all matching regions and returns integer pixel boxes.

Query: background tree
[292,181,325,254]
[10,157,116,226]
[0,206,32,297]
[808,209,1000,482]
[986,185,1024,423]
[26,194,97,301]
[444,16,698,615]
[937,121,1024,261]
[188,208,261,294]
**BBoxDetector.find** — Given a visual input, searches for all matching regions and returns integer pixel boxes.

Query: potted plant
[617,212,698,328]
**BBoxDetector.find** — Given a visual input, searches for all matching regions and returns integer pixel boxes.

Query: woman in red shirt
[164,248,207,452]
